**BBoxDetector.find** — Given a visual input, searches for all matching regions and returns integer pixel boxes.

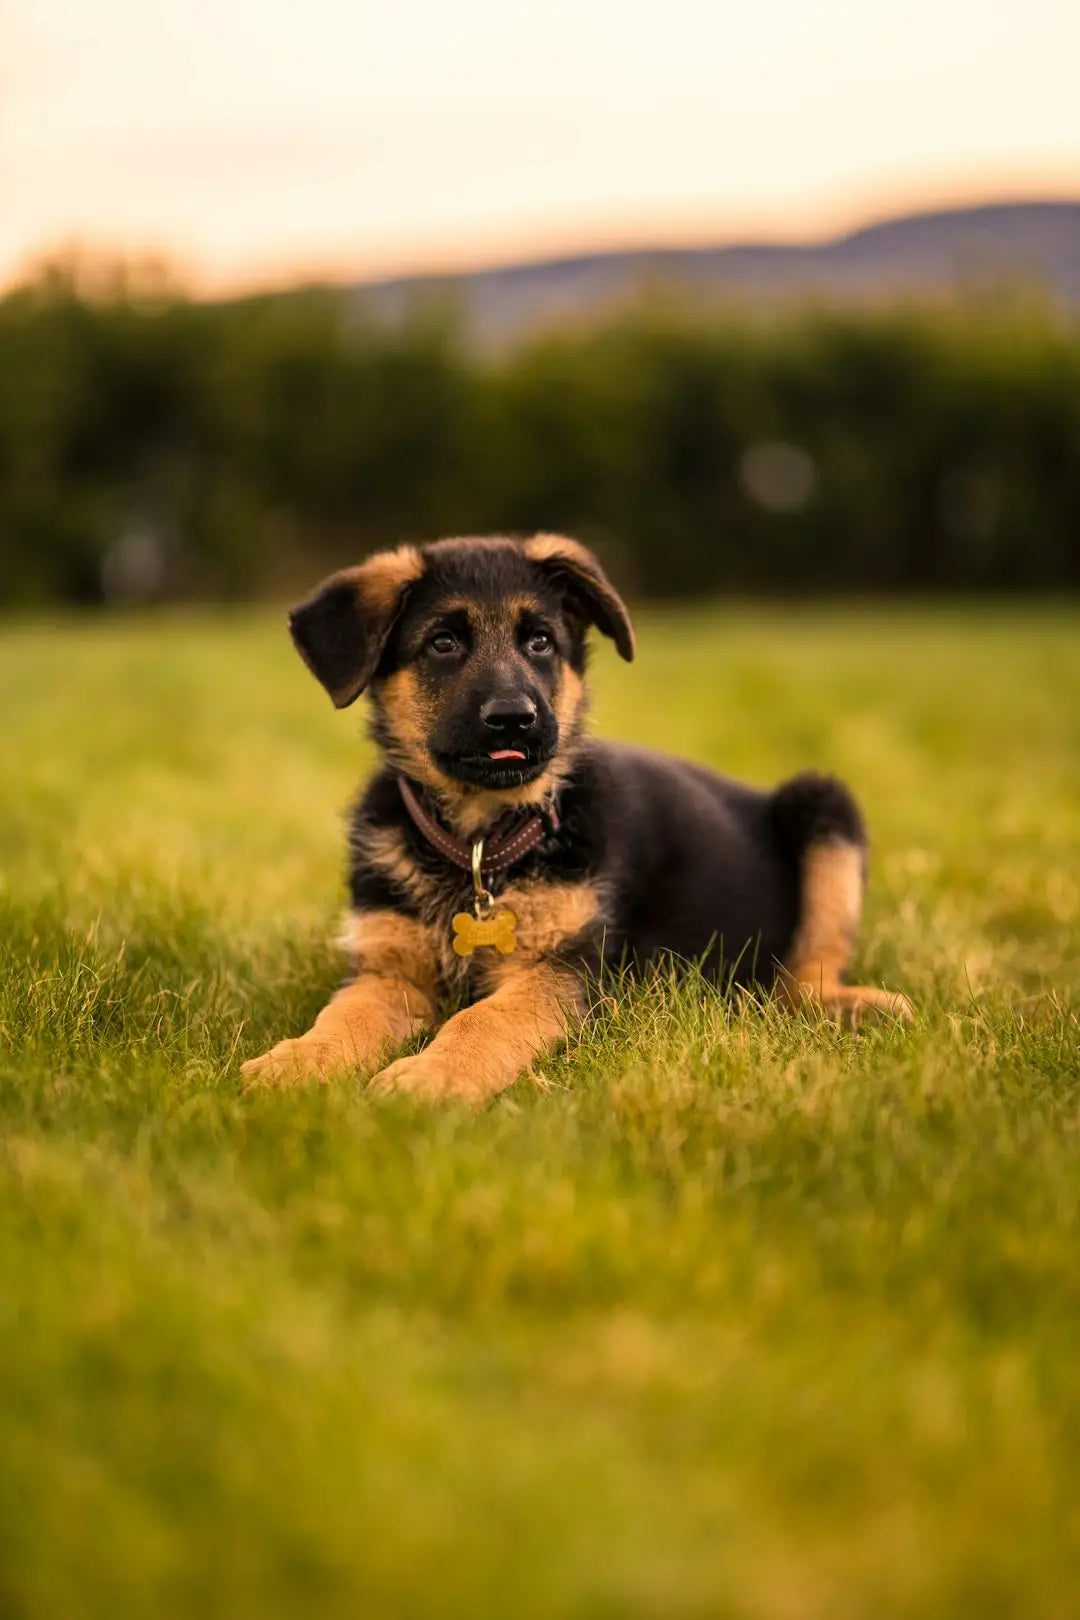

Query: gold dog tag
[451,835,519,956]
[452,908,518,956]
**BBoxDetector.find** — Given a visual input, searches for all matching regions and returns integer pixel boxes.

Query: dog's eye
[526,630,554,656]
[427,631,459,657]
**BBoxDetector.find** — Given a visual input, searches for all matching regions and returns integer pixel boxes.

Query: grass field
[2,603,1079,1619]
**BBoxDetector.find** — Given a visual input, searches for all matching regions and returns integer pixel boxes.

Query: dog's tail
[770,772,867,1002]
[770,771,912,1020]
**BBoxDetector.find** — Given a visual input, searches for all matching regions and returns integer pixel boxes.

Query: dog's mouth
[435,744,553,788]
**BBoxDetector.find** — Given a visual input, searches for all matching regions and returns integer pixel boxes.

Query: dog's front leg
[241,972,434,1089]
[242,909,442,1089]
[370,961,584,1105]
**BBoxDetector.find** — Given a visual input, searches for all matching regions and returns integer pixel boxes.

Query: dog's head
[289,534,634,803]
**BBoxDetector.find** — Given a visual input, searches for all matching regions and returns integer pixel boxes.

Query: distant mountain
[350,202,1080,343]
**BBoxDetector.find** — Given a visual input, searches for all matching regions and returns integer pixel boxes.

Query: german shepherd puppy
[242,534,911,1101]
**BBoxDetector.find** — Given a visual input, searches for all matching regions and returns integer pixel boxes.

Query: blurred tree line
[2,262,1078,605]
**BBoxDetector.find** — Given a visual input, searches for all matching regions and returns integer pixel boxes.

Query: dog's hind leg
[772,773,913,1026]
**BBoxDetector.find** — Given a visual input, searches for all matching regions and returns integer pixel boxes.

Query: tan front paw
[368,1048,490,1105]
[241,1035,356,1090]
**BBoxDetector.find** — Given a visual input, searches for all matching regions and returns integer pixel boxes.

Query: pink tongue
[489,748,526,761]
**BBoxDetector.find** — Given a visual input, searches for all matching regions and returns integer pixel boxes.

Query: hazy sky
[4,0,1079,291]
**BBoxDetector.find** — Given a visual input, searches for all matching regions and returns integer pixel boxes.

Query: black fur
[290,571,403,708]
[239,533,906,1100]
[349,745,865,990]
[771,770,866,857]
[296,535,870,998]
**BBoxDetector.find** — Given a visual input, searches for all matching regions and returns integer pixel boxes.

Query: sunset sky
[4,0,1079,293]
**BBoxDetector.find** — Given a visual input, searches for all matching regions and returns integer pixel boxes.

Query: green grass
[1,603,1078,1620]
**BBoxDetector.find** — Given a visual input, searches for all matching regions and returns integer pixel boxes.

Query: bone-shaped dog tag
[452,908,518,957]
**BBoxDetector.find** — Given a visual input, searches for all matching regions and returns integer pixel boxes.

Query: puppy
[242,534,911,1101]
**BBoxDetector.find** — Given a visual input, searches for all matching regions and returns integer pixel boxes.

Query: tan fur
[357,821,497,990]
[358,822,599,988]
[430,665,586,839]
[498,879,599,961]
[243,904,442,1087]
[481,591,546,639]
[785,841,863,993]
[361,824,435,908]
[370,961,584,1103]
[369,552,590,836]
[252,534,911,1101]
[805,983,914,1022]
[423,591,539,627]
[355,544,424,616]
[356,824,469,988]
[375,667,435,779]
[522,533,636,660]
[360,824,414,887]
[375,666,489,808]
[373,660,584,839]
[346,910,441,1001]
[470,881,600,1003]
[301,546,424,705]
[522,533,598,571]
[434,769,567,838]
[241,971,434,1088]
[554,664,585,738]
[374,665,541,818]
[781,841,913,1024]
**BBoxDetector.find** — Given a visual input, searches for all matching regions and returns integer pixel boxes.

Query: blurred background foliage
[2,262,1079,606]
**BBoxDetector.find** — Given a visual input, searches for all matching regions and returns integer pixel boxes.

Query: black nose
[480,695,537,732]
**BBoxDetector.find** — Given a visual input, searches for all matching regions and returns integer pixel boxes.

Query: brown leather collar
[397,776,557,875]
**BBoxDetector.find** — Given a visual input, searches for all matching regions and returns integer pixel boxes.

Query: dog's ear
[523,534,635,661]
[289,546,424,707]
